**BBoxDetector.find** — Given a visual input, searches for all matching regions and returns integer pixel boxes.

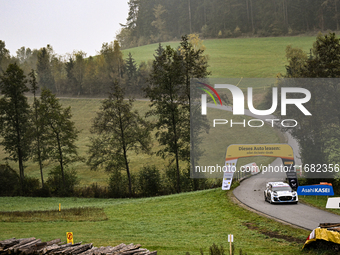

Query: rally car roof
[267,182,290,187]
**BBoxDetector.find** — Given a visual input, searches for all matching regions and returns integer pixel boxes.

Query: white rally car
[264,182,298,204]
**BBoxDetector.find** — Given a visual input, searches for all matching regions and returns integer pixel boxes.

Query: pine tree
[37,47,55,92]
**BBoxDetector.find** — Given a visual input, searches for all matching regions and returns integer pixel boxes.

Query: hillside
[122,36,316,78]
[0,36,318,186]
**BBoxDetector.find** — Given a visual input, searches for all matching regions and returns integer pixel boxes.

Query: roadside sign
[228,234,233,255]
[326,198,340,209]
[297,184,334,196]
[66,232,74,244]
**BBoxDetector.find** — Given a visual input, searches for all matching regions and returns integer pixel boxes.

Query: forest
[117,0,340,49]
[0,40,148,97]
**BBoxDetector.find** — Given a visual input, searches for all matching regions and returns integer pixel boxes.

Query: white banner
[326,197,340,209]
[222,159,237,190]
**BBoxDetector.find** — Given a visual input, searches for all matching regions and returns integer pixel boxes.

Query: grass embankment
[0,189,310,255]
[299,196,340,216]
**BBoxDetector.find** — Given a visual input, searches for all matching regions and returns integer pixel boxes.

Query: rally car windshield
[272,186,291,192]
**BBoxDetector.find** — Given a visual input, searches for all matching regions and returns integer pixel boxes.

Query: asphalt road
[206,103,340,230]
[233,158,340,230]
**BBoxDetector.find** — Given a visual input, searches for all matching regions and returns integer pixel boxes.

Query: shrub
[22,176,40,196]
[233,26,241,37]
[163,165,178,194]
[187,243,247,255]
[33,185,51,197]
[201,24,210,38]
[138,165,161,197]
[46,167,79,196]
[108,169,137,198]
[76,183,109,198]
[0,164,20,196]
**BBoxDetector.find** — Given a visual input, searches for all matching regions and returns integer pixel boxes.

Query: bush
[163,165,178,194]
[201,24,211,38]
[22,176,40,196]
[187,243,247,255]
[76,183,109,198]
[233,26,241,37]
[0,164,20,196]
[162,165,212,194]
[138,165,161,197]
[46,167,79,196]
[108,169,137,198]
[33,185,51,197]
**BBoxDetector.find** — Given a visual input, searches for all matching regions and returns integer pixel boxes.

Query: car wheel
[264,192,267,202]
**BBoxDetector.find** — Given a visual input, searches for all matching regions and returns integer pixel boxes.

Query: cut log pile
[0,238,157,255]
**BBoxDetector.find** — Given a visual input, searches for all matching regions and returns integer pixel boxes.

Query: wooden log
[92,246,113,255]
[109,244,126,253]
[40,244,59,254]
[15,239,41,252]
[1,238,154,255]
[77,246,99,255]
[0,238,18,248]
[118,249,147,255]
[45,240,61,247]
[71,243,93,255]
[118,244,137,252]
[117,244,143,254]
[26,239,61,254]
[53,242,82,254]
[59,243,91,255]
[131,251,150,255]
[7,238,36,251]
[44,243,73,254]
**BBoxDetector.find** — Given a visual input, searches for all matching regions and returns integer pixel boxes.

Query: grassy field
[0,36,325,254]
[123,36,317,78]
[0,188,311,255]
[0,98,284,186]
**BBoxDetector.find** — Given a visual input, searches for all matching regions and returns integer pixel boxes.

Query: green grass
[299,195,340,216]
[123,36,317,78]
[0,189,310,255]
